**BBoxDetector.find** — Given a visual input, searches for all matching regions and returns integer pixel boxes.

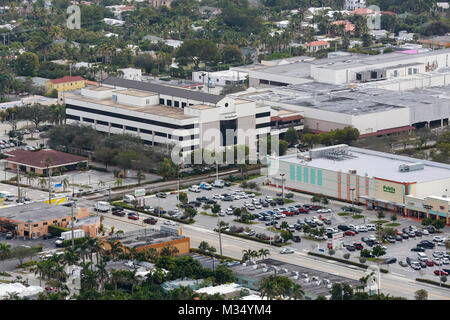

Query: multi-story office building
[64,77,303,157]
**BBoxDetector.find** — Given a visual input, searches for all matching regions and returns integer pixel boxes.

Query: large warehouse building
[237,82,450,136]
[268,144,450,224]
[64,77,303,156]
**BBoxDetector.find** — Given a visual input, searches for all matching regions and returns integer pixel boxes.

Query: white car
[219,211,225,217]
[368,235,376,241]
[280,248,294,254]
[246,204,255,210]
[213,194,223,200]
[255,204,262,209]
[164,220,177,226]
[226,208,234,215]
[421,229,429,235]
[442,257,450,264]
[232,195,240,200]
[247,193,255,198]
[265,196,273,201]
[317,208,332,213]
[358,226,368,232]
[188,185,201,192]
[366,224,376,231]
[433,236,445,242]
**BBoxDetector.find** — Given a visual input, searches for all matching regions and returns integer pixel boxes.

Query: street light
[280,173,285,200]
[350,188,355,214]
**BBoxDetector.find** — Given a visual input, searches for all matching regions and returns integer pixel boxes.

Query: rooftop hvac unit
[398,162,425,172]
[349,169,357,174]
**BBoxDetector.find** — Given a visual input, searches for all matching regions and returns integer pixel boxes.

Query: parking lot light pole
[280,173,285,200]
[350,188,355,214]
[71,201,76,249]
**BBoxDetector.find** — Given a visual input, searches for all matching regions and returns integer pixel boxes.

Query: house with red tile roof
[4,149,88,175]
[304,40,330,53]
[331,20,356,34]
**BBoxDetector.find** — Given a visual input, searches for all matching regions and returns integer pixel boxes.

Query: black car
[196,196,209,202]
[205,199,217,204]
[224,181,231,187]
[43,233,54,240]
[361,237,369,243]
[346,245,356,251]
[338,225,350,231]
[261,202,269,207]
[294,223,303,230]
[427,226,436,233]
[276,199,284,205]
[395,235,403,241]
[418,240,435,249]
[188,201,201,207]
[419,261,427,268]
[415,231,423,237]
[293,235,301,242]
[112,206,123,213]
[401,233,409,239]
[223,196,233,201]
[384,257,397,264]
[265,221,278,226]
[156,192,167,198]
[411,247,425,252]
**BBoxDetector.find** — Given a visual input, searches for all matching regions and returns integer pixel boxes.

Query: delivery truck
[55,229,85,247]
[95,201,110,212]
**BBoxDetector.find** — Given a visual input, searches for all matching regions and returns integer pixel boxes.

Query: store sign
[383,185,395,194]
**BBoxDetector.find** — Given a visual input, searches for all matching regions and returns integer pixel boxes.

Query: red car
[284,211,295,216]
[112,211,125,217]
[128,215,139,220]
[344,230,356,236]
[327,243,333,249]
[298,208,309,214]
[354,242,364,250]
[434,270,448,276]
[143,218,158,225]
[426,260,434,267]
[318,215,327,221]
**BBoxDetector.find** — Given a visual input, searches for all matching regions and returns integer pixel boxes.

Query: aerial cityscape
[0,0,448,305]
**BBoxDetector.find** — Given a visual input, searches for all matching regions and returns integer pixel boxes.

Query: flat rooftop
[108,228,186,248]
[311,49,450,70]
[281,146,450,183]
[243,82,450,115]
[231,258,359,298]
[66,93,195,120]
[115,89,157,97]
[0,202,72,223]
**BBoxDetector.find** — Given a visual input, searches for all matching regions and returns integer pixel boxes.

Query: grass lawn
[233,219,258,225]
[371,220,389,224]
[338,212,351,216]
[351,214,365,219]
[200,211,218,218]
[244,190,262,196]
[385,222,401,227]
[26,137,39,141]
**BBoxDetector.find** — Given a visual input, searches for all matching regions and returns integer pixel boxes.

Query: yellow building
[46,76,85,93]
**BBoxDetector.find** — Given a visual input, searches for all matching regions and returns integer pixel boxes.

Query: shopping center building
[268,144,450,224]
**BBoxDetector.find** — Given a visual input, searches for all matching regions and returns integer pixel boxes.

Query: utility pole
[71,201,76,249]
[16,166,20,203]
[48,167,52,205]
[218,219,223,256]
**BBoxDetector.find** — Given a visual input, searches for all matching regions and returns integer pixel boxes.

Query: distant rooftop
[102,77,225,104]
[0,202,72,223]
[280,146,450,183]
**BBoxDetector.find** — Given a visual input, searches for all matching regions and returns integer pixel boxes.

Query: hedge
[307,252,389,273]
[111,201,195,224]
[62,237,88,247]
[216,229,289,247]
[48,225,71,236]
[415,278,450,289]
[190,248,239,262]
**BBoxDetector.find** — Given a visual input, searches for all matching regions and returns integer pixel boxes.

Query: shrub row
[190,248,239,262]
[62,237,88,248]
[415,278,450,289]
[307,252,389,273]
[48,225,70,236]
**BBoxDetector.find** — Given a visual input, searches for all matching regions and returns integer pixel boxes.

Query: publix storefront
[360,178,414,214]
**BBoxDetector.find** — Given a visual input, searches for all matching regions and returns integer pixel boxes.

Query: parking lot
[111,179,450,282]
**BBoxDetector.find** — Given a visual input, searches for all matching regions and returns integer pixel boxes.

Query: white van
[95,201,110,212]
[0,191,14,201]
[417,252,428,262]
[123,194,136,203]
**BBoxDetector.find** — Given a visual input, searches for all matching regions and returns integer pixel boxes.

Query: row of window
[24,218,66,228]
[159,98,192,109]
[67,114,199,142]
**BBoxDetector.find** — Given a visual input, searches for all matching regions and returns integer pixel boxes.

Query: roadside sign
[319,249,324,253]
[55,183,62,188]
[135,189,146,197]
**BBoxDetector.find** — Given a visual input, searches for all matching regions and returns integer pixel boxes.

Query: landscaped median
[214,229,290,247]
[111,201,195,224]
[307,252,389,273]
[415,278,450,289]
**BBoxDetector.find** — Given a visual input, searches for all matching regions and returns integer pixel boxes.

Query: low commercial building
[118,67,142,81]
[268,144,450,224]
[192,70,248,87]
[4,149,88,175]
[304,41,330,53]
[0,202,91,238]
[46,76,85,93]
[419,36,450,50]
[104,227,190,256]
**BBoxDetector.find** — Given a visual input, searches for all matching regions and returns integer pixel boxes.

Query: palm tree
[34,261,49,286]
[61,177,69,192]
[136,170,145,185]
[63,247,79,266]
[38,178,47,189]
[95,259,109,292]
[77,240,89,264]
[259,276,278,300]
[0,243,11,264]
[103,240,123,261]
[97,180,105,189]
[289,283,305,300]
[258,248,270,260]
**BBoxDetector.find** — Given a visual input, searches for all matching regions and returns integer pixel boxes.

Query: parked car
[433,236,445,243]
[354,242,364,250]
[399,261,408,267]
[112,211,126,217]
[128,215,139,220]
[293,236,301,243]
[143,218,158,225]
[425,259,434,267]
[5,232,13,239]
[346,245,355,251]
[344,230,356,236]
[385,257,397,264]
[338,225,350,231]
[317,208,332,213]
[43,233,53,240]
[156,192,167,198]
[411,247,425,252]
[434,270,448,276]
